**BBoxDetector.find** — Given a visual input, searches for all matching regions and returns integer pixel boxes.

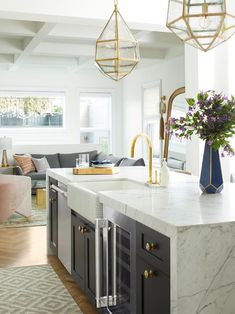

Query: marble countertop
[99,182,235,237]
[47,167,235,237]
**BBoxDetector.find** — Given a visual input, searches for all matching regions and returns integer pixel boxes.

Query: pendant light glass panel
[167,0,235,52]
[95,2,140,81]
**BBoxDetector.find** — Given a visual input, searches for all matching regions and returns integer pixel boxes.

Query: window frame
[142,80,162,162]
[0,88,67,132]
[78,89,114,154]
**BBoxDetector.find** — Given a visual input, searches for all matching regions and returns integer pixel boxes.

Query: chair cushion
[58,151,98,168]
[119,158,145,167]
[31,154,60,168]
[13,154,36,175]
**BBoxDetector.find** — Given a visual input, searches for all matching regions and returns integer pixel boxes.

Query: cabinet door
[84,224,96,304]
[71,212,85,290]
[136,257,170,314]
[49,188,58,255]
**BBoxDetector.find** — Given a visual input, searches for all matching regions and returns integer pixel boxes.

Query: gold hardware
[130,133,153,184]
[1,150,9,167]
[81,227,88,234]
[94,0,140,81]
[166,0,235,52]
[78,225,88,234]
[143,270,156,279]
[145,242,156,252]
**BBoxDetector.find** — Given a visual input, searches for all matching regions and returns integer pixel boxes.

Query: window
[0,91,65,128]
[143,82,161,159]
[80,92,112,154]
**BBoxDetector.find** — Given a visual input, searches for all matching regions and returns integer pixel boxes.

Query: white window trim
[142,80,162,163]
[78,88,114,154]
[0,86,68,132]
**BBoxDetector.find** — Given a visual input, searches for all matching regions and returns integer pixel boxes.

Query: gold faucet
[130,133,153,184]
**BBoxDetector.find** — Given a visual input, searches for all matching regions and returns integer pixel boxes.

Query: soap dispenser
[160,158,169,187]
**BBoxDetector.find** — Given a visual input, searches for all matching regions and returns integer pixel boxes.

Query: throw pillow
[14,154,36,175]
[119,158,145,167]
[32,156,51,173]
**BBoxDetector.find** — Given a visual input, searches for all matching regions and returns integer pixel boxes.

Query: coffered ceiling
[0,18,184,72]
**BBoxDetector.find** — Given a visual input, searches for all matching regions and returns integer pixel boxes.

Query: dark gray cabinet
[136,257,170,314]
[49,178,58,255]
[136,222,170,314]
[71,210,96,304]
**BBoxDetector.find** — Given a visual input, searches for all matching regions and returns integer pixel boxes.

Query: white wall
[0,68,123,155]
[122,56,185,157]
[185,43,233,180]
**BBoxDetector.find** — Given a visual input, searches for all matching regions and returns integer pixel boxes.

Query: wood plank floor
[0,226,97,314]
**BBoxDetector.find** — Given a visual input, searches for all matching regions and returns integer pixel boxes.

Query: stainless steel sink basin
[67,179,144,223]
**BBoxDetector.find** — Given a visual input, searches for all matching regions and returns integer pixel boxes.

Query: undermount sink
[67,179,144,223]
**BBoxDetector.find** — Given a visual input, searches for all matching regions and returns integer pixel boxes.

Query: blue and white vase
[199,142,223,194]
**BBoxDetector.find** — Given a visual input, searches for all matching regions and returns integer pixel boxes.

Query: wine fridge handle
[112,224,117,306]
[95,218,108,309]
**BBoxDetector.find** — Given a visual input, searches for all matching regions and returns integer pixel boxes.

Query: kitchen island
[47,167,235,314]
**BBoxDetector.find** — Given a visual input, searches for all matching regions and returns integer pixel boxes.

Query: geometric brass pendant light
[95,0,140,81]
[166,0,235,52]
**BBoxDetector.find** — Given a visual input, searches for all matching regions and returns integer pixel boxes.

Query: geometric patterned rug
[0,197,47,229]
[0,265,83,313]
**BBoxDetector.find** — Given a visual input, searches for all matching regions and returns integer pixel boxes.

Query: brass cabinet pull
[78,225,88,234]
[81,227,88,234]
[145,242,156,252]
[143,270,157,279]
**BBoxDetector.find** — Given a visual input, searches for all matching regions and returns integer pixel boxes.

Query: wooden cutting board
[72,167,120,175]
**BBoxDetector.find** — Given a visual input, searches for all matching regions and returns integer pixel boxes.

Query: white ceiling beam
[26,55,79,67]
[34,41,165,60]
[0,20,36,37]
[48,24,102,41]
[9,22,56,71]
[34,42,95,57]
[0,54,14,64]
[0,38,22,54]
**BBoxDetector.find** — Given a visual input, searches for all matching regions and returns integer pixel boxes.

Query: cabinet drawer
[136,222,170,275]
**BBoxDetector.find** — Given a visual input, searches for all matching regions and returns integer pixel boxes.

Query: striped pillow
[14,154,36,175]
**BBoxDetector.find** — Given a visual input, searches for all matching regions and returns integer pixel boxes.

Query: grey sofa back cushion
[94,152,123,166]
[119,158,145,167]
[31,153,60,168]
[58,150,98,168]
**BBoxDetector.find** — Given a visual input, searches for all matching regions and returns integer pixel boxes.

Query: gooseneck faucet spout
[130,133,153,184]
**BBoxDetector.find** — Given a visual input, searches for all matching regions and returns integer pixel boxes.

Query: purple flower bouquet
[169,90,235,156]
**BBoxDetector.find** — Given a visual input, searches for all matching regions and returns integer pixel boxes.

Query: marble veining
[48,167,235,314]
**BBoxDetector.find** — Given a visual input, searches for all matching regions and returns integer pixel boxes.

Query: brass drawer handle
[143,270,157,279]
[81,227,88,234]
[145,242,156,252]
[78,225,88,234]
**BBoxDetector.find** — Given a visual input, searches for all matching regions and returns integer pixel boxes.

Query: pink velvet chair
[0,175,31,223]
